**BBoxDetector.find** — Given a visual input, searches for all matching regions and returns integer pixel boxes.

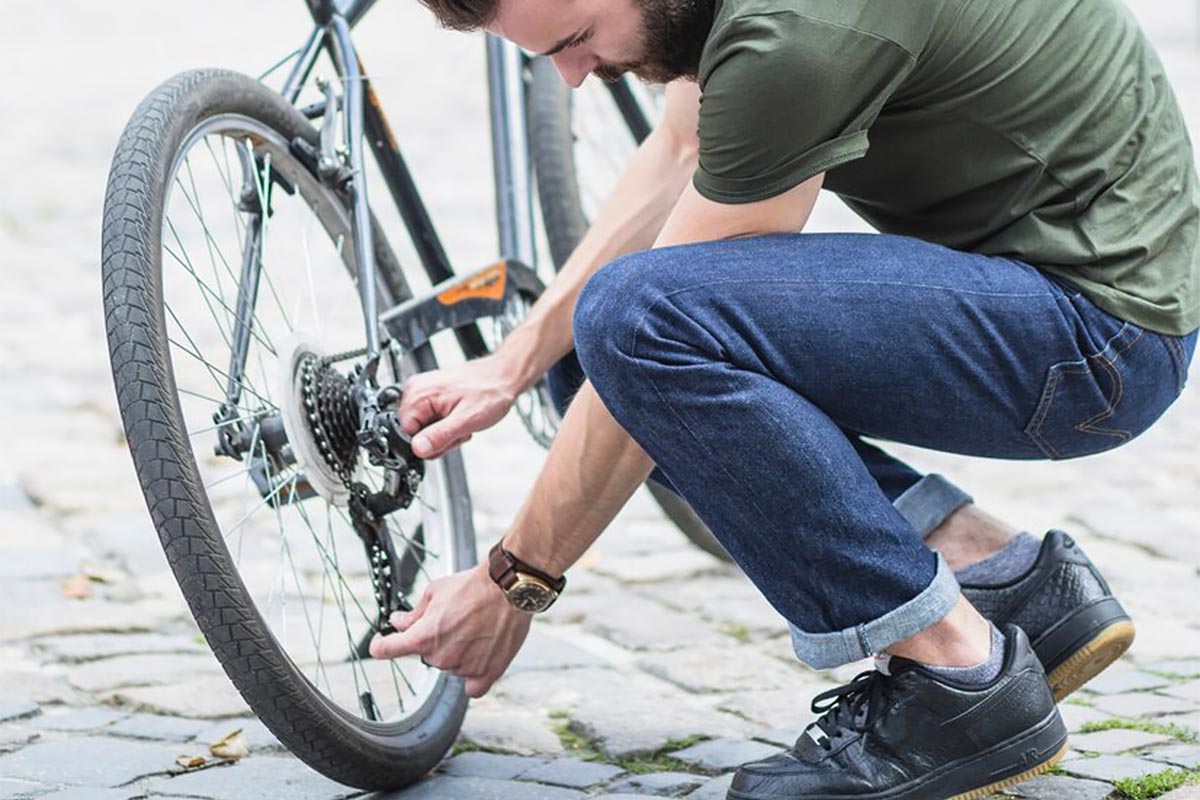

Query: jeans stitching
[1073,328,1142,442]
[1163,334,1188,393]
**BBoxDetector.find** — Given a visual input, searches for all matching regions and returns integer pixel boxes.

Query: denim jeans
[557,232,1197,669]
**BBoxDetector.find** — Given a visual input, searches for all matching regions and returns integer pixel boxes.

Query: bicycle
[100,0,723,789]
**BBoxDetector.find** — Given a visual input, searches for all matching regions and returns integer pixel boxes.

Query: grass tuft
[1114,767,1199,800]
[1078,717,1199,745]
[547,714,714,775]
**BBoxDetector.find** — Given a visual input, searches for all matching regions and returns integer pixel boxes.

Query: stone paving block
[587,549,724,584]
[143,756,360,799]
[1001,773,1115,800]
[0,700,39,723]
[66,652,223,693]
[0,778,44,799]
[717,686,835,730]
[1084,669,1173,695]
[583,596,725,652]
[606,771,705,796]
[1164,679,1200,703]
[106,674,250,718]
[439,751,549,780]
[193,719,285,752]
[569,701,754,759]
[686,772,736,799]
[30,632,207,663]
[0,668,85,705]
[386,775,586,800]
[458,707,565,756]
[1148,660,1200,679]
[517,757,626,788]
[750,726,804,748]
[1060,754,1171,782]
[669,738,781,771]
[0,725,40,752]
[1146,744,1200,769]
[25,707,128,732]
[0,599,182,643]
[638,646,807,694]
[591,795,660,799]
[107,712,212,742]
[1159,786,1200,800]
[1070,728,1176,753]
[507,627,610,673]
[0,735,183,786]
[38,789,142,800]
[1058,704,1114,732]
[0,548,82,581]
[1092,692,1198,718]
[0,483,34,510]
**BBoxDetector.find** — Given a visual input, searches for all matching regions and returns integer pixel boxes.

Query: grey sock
[954,532,1042,586]
[922,623,1006,686]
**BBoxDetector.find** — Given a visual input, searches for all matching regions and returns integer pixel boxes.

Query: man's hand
[399,352,525,459]
[368,563,532,698]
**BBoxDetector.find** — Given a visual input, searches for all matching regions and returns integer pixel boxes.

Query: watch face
[508,576,556,613]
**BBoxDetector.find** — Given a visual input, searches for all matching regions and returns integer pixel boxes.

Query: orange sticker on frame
[437,262,508,305]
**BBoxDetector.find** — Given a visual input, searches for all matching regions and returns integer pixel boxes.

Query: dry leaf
[175,754,207,769]
[59,574,93,600]
[209,728,249,760]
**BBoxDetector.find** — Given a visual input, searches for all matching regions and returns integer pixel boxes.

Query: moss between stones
[1078,717,1199,745]
[547,711,714,775]
[1114,767,1199,800]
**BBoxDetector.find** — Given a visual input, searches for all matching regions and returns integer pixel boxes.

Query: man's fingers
[369,619,431,660]
[464,674,497,699]
[411,408,473,458]
[399,394,442,437]
[390,587,433,631]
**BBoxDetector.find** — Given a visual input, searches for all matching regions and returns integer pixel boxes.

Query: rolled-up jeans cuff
[788,553,962,669]
[893,473,974,538]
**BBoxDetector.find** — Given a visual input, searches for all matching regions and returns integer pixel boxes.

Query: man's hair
[419,0,497,31]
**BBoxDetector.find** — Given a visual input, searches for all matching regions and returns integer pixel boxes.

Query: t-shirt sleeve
[692,13,917,204]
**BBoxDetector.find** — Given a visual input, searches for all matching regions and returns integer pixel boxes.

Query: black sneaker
[961,530,1134,702]
[727,625,1068,800]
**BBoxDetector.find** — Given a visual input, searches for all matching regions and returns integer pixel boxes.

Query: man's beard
[593,0,716,84]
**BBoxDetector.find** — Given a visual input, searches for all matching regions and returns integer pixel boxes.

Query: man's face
[487,0,709,88]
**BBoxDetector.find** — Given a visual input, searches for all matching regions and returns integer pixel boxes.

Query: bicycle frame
[217,0,653,437]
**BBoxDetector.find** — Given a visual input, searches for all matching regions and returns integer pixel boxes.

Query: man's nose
[550,52,596,89]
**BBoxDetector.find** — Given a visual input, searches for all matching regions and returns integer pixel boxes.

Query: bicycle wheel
[527,59,732,563]
[101,68,472,790]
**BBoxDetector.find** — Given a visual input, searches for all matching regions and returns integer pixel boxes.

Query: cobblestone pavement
[3,1,1200,798]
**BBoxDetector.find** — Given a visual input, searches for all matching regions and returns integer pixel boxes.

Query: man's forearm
[499,128,697,392]
[502,379,654,575]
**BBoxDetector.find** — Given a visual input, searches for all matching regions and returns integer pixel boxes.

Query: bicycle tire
[101,68,472,790]
[526,58,732,563]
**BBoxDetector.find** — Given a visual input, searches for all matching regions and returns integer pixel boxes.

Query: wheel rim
[570,77,666,223]
[157,112,461,731]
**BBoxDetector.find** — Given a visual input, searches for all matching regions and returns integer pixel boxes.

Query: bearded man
[370,0,1200,797]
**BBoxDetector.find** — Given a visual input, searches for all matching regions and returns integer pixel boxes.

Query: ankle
[926,504,1020,571]
[887,597,993,668]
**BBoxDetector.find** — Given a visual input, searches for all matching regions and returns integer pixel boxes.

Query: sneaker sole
[1045,618,1136,702]
[1031,596,1135,702]
[948,740,1069,800]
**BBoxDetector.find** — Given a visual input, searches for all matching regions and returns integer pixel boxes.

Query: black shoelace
[804,669,897,751]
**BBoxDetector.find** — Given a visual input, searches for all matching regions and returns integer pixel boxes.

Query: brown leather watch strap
[488,540,567,592]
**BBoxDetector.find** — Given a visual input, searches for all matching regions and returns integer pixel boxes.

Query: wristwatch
[487,539,566,613]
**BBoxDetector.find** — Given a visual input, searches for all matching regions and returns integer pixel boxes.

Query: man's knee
[573,250,660,381]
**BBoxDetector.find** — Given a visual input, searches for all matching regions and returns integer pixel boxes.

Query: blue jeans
[558,232,1197,668]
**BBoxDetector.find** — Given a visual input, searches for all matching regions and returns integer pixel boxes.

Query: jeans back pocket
[1023,321,1178,460]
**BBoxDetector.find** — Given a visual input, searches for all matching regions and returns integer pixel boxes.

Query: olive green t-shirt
[693,0,1200,335]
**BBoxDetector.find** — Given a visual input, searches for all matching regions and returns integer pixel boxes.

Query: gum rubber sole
[947,741,1070,800]
[1046,618,1136,702]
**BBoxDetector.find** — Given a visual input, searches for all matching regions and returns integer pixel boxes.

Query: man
[370,0,1200,796]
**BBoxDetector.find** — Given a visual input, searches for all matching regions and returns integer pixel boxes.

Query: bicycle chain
[298,348,403,631]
